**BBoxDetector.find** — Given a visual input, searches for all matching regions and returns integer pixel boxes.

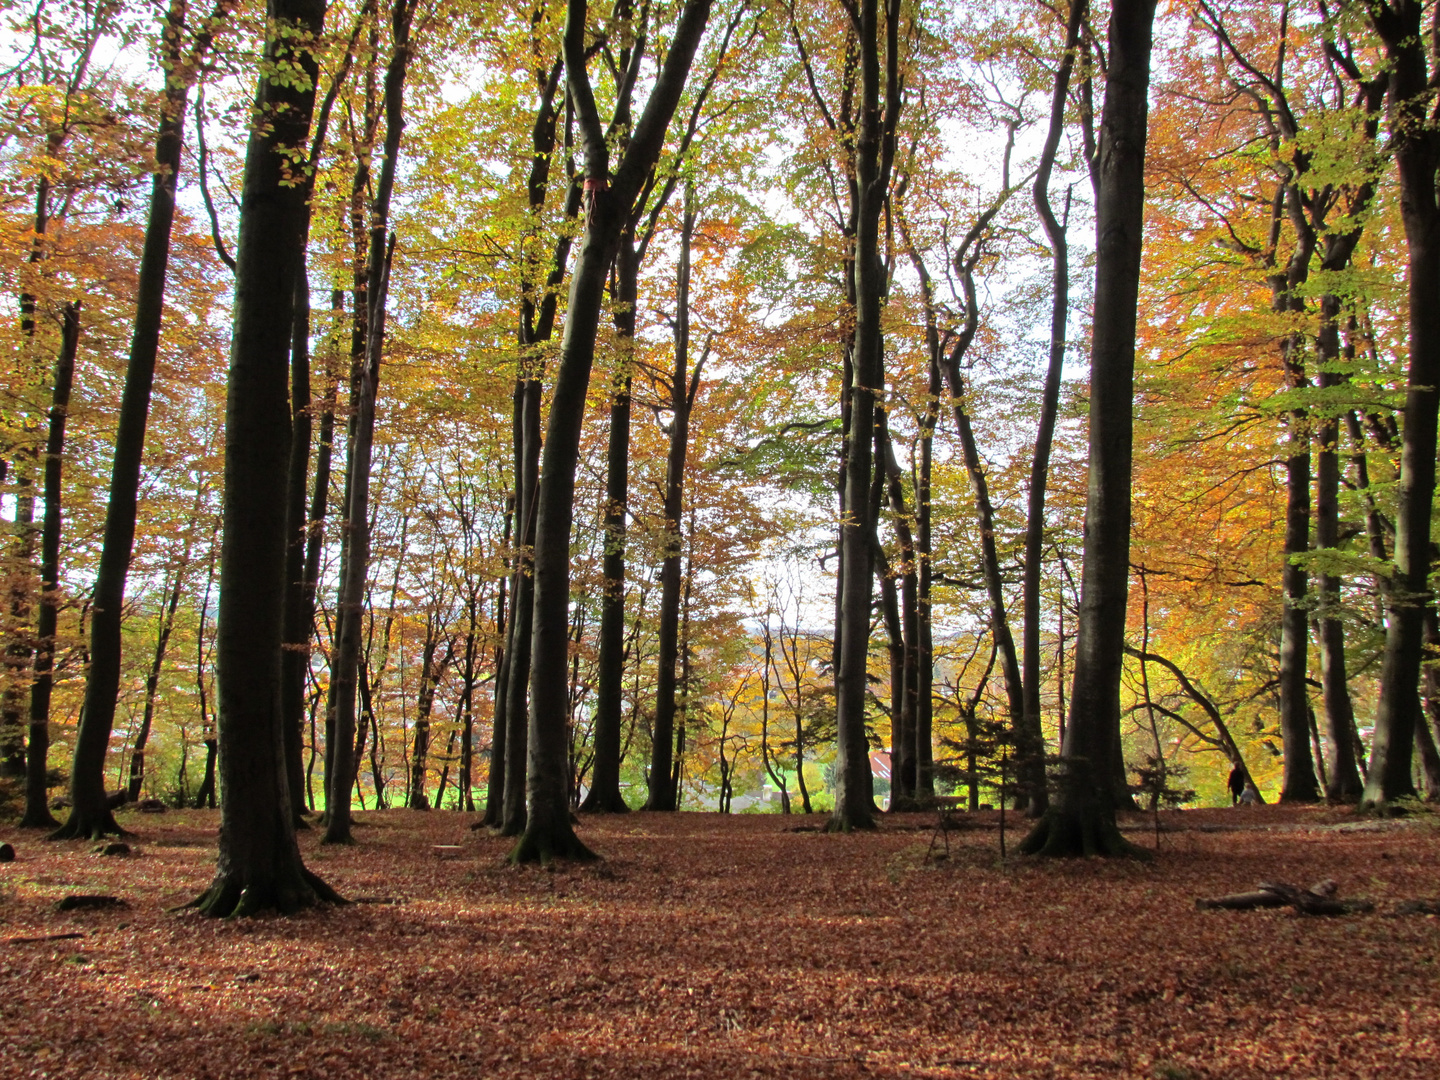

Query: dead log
[55,895,128,912]
[5,932,84,945]
[1390,899,1440,916]
[1197,879,1337,911]
[1257,881,1373,915]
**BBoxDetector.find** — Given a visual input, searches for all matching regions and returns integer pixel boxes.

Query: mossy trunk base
[49,809,127,841]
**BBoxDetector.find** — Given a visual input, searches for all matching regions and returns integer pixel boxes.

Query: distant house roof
[870,751,891,780]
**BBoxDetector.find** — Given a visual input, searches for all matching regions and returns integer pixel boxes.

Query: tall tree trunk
[57,0,224,840]
[511,0,711,861]
[1274,205,1321,801]
[323,0,414,843]
[407,625,447,809]
[644,192,703,812]
[482,500,510,820]
[126,543,191,802]
[1,465,36,778]
[878,416,918,808]
[1363,2,1440,807]
[189,0,340,915]
[1313,313,1364,801]
[830,0,901,833]
[591,233,639,812]
[1021,0,1088,817]
[497,87,579,834]
[1022,0,1157,858]
[20,302,79,828]
[280,3,362,825]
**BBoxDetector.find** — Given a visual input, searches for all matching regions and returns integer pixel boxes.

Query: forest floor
[0,804,1436,1080]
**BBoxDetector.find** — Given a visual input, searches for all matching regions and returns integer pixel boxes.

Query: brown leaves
[0,805,1437,1077]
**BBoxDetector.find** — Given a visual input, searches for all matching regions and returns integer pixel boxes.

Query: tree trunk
[1364,2,1440,807]
[323,0,413,842]
[1273,191,1321,801]
[1021,0,1087,817]
[496,108,579,834]
[1022,0,1157,858]
[591,233,639,813]
[281,7,360,826]
[1,465,36,779]
[1313,346,1363,800]
[20,301,79,829]
[406,627,445,809]
[481,501,509,820]
[879,416,918,807]
[56,0,222,840]
[189,0,340,915]
[512,0,711,862]
[126,551,189,802]
[831,0,901,833]
[644,191,703,813]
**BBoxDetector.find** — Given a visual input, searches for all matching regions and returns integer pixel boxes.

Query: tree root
[577,790,632,814]
[17,807,60,830]
[185,866,346,918]
[1018,807,1151,859]
[824,811,878,834]
[508,827,598,865]
[48,809,128,842]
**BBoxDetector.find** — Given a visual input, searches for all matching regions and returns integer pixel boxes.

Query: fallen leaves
[0,805,1435,1078]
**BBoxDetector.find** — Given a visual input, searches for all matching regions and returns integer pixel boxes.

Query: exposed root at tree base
[48,809,128,842]
[577,791,632,814]
[1019,808,1151,859]
[507,829,598,865]
[185,867,347,918]
[824,813,878,833]
[18,809,60,830]
[1358,797,1412,817]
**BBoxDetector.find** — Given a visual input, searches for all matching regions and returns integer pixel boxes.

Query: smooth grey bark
[511,0,712,862]
[189,0,339,916]
[406,620,451,809]
[1021,0,1157,858]
[877,416,917,805]
[20,302,78,829]
[1275,250,1321,803]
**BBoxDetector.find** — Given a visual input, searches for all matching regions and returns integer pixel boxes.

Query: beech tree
[54,0,231,840]
[1021,0,1158,858]
[1362,0,1440,808]
[189,0,340,916]
[510,0,713,862]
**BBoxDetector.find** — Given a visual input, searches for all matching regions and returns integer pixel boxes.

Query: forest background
[0,0,1433,838]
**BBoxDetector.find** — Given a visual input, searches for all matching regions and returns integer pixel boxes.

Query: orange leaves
[3,805,1437,1077]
